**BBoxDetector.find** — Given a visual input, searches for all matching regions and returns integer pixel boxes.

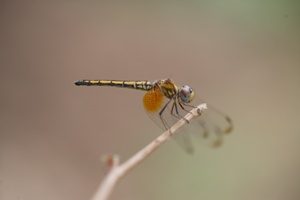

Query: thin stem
[91,103,207,200]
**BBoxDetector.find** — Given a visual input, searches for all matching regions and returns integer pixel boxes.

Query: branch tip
[101,154,120,168]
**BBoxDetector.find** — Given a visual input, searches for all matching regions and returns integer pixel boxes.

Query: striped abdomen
[74,80,153,91]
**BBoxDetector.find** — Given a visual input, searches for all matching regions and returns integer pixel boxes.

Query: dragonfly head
[179,85,195,103]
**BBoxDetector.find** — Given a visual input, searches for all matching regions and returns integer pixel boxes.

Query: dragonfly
[74,78,233,152]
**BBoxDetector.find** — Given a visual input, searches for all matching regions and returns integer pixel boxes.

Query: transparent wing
[143,89,233,153]
[143,93,196,153]
[178,102,233,148]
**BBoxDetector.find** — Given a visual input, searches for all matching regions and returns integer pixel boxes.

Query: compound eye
[179,85,195,103]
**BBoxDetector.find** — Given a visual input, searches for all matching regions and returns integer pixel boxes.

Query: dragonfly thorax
[154,79,178,99]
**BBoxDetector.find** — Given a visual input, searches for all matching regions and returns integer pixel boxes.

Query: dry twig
[91,103,207,200]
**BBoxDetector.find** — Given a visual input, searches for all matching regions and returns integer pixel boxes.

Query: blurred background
[1,1,300,200]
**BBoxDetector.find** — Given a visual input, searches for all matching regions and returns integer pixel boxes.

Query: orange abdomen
[143,88,164,112]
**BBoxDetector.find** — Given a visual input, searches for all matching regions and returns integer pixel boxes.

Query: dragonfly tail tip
[74,80,84,86]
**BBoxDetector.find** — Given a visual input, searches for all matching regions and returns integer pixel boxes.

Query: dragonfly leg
[178,102,193,114]
[181,102,197,108]
[170,101,189,124]
[181,102,203,115]
[174,101,190,123]
[159,99,172,130]
[170,102,177,117]
[178,102,188,112]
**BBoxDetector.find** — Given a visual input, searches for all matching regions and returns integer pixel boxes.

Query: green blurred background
[1,1,300,200]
